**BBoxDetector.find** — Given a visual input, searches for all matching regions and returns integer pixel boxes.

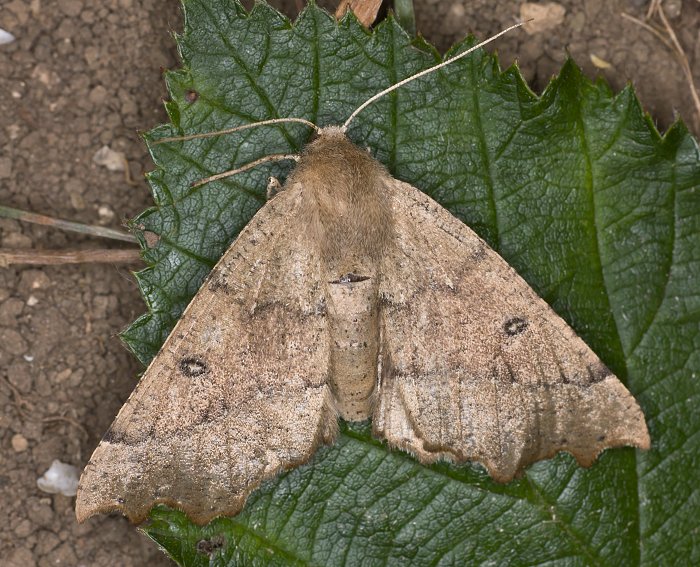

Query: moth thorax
[294,128,393,269]
[326,275,380,421]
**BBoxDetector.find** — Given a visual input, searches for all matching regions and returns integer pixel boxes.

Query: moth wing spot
[330,272,370,284]
[503,316,528,336]
[179,356,209,378]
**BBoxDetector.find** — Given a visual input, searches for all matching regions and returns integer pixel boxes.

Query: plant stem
[0,205,137,243]
[0,248,142,266]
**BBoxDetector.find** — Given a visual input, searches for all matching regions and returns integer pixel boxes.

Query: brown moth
[75,24,650,525]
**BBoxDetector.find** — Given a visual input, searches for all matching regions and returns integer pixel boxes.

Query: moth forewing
[76,18,650,526]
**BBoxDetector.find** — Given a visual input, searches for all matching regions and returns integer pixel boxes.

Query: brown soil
[1,1,697,565]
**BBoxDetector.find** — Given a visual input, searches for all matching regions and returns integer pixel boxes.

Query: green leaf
[122,1,700,565]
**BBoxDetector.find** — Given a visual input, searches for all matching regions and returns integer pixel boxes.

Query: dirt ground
[1,1,698,565]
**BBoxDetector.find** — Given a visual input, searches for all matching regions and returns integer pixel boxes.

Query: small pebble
[37,460,80,497]
[98,204,115,222]
[0,28,16,45]
[521,2,567,35]
[12,433,28,452]
[92,145,126,172]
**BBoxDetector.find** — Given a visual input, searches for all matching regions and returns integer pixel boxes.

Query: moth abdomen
[326,276,381,421]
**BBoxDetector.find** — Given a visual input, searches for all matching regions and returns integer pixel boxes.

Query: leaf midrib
[573,84,642,566]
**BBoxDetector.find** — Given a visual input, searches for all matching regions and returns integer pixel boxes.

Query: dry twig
[654,3,700,129]
[0,205,137,243]
[43,415,90,437]
[0,248,142,267]
[1,377,33,420]
[622,1,700,130]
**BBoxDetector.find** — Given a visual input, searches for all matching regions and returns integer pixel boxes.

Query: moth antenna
[154,117,320,145]
[342,21,528,131]
[191,153,300,188]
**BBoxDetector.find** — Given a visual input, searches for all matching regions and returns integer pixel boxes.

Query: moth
[76,23,650,525]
